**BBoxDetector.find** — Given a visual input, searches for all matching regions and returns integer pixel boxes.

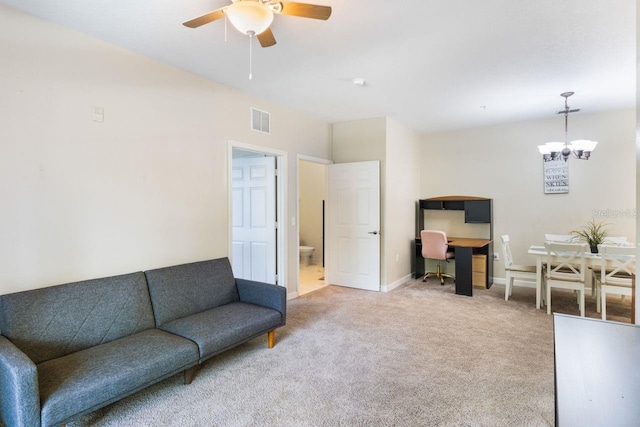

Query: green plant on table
[570,220,610,249]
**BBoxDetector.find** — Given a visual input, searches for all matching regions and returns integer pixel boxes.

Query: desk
[448,238,492,296]
[415,196,493,288]
[527,245,600,310]
[415,237,489,296]
[553,314,640,426]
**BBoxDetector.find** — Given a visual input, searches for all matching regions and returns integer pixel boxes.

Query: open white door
[327,161,380,291]
[231,156,277,284]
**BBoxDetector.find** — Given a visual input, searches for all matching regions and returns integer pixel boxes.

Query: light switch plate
[92,106,104,122]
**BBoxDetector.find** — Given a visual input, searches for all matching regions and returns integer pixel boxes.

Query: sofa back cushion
[0,272,155,365]
[145,258,239,327]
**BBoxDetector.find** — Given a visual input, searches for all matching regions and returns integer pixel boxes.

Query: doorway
[229,142,286,288]
[298,156,330,296]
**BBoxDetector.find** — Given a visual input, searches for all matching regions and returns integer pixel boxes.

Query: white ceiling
[2,0,636,134]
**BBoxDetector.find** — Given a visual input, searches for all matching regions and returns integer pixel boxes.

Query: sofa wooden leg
[184,365,201,385]
[268,330,275,349]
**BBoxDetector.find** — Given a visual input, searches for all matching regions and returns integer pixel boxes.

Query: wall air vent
[250,107,270,134]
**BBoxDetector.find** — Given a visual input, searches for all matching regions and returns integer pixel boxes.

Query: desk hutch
[415,196,493,296]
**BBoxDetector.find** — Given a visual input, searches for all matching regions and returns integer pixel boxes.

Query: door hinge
[274,221,278,230]
[274,274,278,285]
[274,168,279,177]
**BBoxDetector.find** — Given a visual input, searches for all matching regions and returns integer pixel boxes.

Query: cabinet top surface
[553,314,640,425]
[422,196,490,202]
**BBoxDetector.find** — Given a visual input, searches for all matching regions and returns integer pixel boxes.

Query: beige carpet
[69,279,633,427]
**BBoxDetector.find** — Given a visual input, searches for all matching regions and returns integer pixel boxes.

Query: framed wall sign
[543,159,569,194]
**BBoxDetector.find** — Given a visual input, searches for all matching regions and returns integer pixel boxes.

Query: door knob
[368,231,379,235]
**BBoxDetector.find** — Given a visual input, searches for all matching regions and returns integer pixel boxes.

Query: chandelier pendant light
[538,92,598,162]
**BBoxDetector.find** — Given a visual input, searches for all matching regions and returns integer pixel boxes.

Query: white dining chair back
[544,242,588,316]
[602,236,629,246]
[545,242,587,282]
[501,235,538,303]
[594,244,635,320]
[544,234,576,243]
[501,234,514,267]
[598,245,635,283]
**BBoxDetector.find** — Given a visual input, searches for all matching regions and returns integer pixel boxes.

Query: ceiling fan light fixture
[226,1,274,36]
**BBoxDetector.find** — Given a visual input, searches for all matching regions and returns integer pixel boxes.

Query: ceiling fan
[183,0,332,48]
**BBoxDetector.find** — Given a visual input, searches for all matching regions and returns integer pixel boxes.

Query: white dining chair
[545,242,588,317]
[501,235,538,302]
[593,244,635,321]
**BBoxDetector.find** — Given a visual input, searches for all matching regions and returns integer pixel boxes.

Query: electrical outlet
[395,254,399,262]
[492,252,500,261]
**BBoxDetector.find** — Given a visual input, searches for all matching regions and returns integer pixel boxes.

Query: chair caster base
[422,270,455,286]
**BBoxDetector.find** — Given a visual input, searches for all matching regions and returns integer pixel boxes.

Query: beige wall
[0,5,331,295]
[385,118,421,286]
[332,118,387,164]
[299,160,326,265]
[421,109,636,281]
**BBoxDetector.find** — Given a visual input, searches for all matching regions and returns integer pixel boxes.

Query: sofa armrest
[235,279,286,325]
[0,335,40,427]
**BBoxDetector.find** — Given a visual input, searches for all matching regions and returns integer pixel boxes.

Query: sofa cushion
[145,258,239,327]
[159,302,282,361]
[0,272,155,364]
[38,329,199,427]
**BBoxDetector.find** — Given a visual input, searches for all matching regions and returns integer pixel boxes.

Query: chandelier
[538,92,598,162]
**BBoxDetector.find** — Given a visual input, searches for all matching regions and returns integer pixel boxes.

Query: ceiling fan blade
[278,2,332,20]
[257,28,277,48]
[183,9,225,28]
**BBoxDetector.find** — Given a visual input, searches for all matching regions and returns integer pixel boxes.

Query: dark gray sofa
[0,257,286,427]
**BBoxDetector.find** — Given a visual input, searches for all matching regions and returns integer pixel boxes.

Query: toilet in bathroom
[299,246,315,266]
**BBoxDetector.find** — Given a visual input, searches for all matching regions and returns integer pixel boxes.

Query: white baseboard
[287,291,299,300]
[382,274,412,293]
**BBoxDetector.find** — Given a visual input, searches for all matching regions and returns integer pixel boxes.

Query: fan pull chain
[248,31,254,80]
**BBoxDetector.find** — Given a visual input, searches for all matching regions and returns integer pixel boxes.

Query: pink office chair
[421,230,455,285]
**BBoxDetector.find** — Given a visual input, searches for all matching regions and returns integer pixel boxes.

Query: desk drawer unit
[472,254,487,288]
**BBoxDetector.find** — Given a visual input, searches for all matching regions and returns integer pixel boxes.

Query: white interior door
[327,161,380,291]
[231,156,276,284]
